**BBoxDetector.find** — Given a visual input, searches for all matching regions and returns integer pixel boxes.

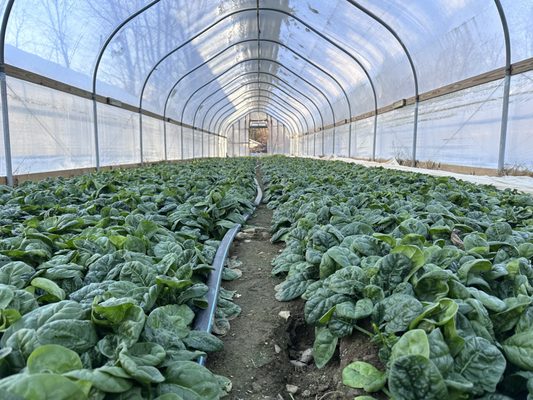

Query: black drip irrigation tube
[194,176,263,366]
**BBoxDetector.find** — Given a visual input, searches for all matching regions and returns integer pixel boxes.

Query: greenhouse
[0,1,532,399]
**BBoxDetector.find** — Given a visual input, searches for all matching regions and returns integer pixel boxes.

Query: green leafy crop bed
[0,159,256,399]
[263,156,533,400]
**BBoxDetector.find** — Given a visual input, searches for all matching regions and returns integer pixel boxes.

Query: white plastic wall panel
[334,124,350,158]
[505,71,533,170]
[352,118,375,160]
[165,123,181,161]
[322,130,332,156]
[416,80,504,168]
[7,77,94,174]
[141,116,164,162]
[181,127,193,160]
[375,105,415,161]
[98,104,139,166]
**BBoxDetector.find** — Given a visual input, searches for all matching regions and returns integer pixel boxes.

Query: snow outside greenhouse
[0,1,532,399]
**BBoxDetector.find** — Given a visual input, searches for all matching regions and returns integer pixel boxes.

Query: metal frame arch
[191,37,347,125]
[224,111,295,158]
[204,99,304,159]
[200,85,315,157]
[224,107,299,154]
[204,81,318,134]
[92,0,161,167]
[219,93,310,136]
[134,7,378,156]
[209,92,312,139]
[177,47,349,152]
[166,40,344,126]
[345,0,419,162]
[222,107,300,147]
[493,0,511,174]
[196,71,325,135]
[176,57,335,159]
[0,0,15,185]
[224,108,297,145]
[166,57,335,147]
[161,40,336,125]
[225,107,298,137]
[200,79,317,137]
[225,104,302,137]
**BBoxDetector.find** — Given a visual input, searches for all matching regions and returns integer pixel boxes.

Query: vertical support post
[494,0,511,175]
[231,125,235,157]
[270,116,273,154]
[163,119,168,161]
[92,98,101,170]
[246,116,250,156]
[139,112,144,165]
[276,120,280,154]
[332,124,336,156]
[201,130,205,158]
[322,127,325,156]
[239,119,242,157]
[192,126,196,159]
[282,125,286,154]
[0,71,13,186]
[411,99,419,167]
[312,131,316,157]
[372,113,378,161]
[498,72,511,174]
[180,124,184,160]
[1,0,14,185]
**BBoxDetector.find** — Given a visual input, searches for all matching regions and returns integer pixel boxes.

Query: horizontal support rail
[3,64,219,136]
[4,56,533,138]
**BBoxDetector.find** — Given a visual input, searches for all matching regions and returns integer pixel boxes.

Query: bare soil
[209,172,380,399]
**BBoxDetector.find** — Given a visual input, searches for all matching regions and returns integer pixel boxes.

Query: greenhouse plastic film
[165,123,182,161]
[333,123,350,158]
[417,79,504,168]
[181,127,193,160]
[506,71,533,170]
[351,118,374,160]
[7,77,95,174]
[375,105,415,161]
[141,116,165,163]
[98,104,140,167]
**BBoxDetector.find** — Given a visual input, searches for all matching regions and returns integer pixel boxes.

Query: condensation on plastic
[416,80,504,168]
[506,71,533,170]
[141,116,164,162]
[6,77,95,174]
[97,104,140,166]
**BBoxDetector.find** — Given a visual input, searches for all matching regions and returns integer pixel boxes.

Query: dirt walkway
[208,168,357,399]
[208,204,290,399]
